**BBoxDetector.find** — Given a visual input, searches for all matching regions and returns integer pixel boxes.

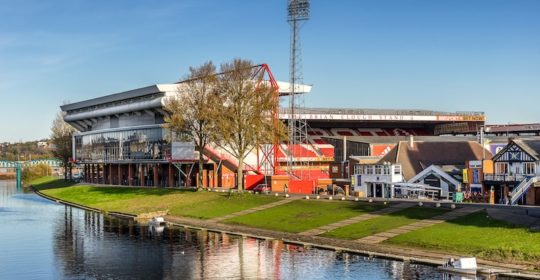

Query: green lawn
[30,176,77,190]
[386,210,540,263]
[322,207,449,240]
[225,200,385,233]
[33,178,281,219]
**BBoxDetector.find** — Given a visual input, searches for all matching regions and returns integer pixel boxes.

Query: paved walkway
[299,203,413,236]
[208,196,302,223]
[356,206,484,244]
[487,208,540,228]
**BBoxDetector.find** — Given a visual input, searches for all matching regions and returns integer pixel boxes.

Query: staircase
[510,176,538,205]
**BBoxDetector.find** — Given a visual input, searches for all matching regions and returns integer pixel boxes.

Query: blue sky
[0,0,539,142]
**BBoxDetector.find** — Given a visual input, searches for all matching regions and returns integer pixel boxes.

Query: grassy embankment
[225,200,385,233]
[31,177,281,219]
[322,207,449,240]
[387,210,540,263]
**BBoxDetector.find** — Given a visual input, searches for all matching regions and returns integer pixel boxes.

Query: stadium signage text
[279,114,485,122]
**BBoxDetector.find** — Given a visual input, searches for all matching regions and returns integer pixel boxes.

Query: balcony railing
[484,174,532,182]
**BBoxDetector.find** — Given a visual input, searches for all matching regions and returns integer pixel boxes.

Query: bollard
[451,204,456,209]
[285,194,289,198]
[418,202,423,207]
[316,195,320,199]
[436,203,441,208]
[328,196,333,200]
[255,191,259,195]
[275,193,279,197]
[341,197,345,201]
[368,199,373,203]
[354,197,359,201]
[305,196,310,200]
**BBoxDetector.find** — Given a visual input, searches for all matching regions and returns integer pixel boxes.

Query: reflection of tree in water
[52,207,177,279]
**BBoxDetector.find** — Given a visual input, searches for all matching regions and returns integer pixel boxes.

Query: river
[0,180,511,279]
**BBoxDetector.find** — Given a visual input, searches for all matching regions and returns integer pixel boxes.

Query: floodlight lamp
[288,0,310,20]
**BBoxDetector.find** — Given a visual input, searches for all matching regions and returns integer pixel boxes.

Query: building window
[375,165,383,175]
[354,165,362,174]
[495,162,509,175]
[74,126,168,163]
[383,165,390,175]
[366,166,373,175]
[394,165,401,175]
[524,162,536,175]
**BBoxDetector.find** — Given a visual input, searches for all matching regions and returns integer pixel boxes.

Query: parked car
[253,184,271,194]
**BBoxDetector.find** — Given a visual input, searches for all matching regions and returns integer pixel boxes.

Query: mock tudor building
[484,139,540,205]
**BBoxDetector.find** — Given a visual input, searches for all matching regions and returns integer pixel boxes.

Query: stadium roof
[62,81,311,112]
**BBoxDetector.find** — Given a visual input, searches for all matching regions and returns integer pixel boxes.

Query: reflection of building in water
[0,181,17,203]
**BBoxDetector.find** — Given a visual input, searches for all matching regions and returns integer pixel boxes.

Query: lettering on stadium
[278,114,485,122]
[279,114,437,121]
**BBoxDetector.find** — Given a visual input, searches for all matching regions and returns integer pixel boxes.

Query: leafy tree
[164,62,219,188]
[22,163,52,182]
[213,59,286,191]
[50,111,75,180]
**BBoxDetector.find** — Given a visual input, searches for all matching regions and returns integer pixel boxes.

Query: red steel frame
[253,63,280,175]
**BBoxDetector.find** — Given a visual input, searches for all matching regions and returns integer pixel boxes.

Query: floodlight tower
[287,0,310,178]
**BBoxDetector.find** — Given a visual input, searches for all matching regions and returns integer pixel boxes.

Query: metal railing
[484,174,531,182]
[510,177,538,205]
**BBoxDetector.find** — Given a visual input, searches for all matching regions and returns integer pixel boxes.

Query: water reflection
[0,181,509,279]
[51,205,444,279]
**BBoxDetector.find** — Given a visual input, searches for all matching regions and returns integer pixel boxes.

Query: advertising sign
[371,144,395,157]
[490,144,507,156]
[171,142,196,161]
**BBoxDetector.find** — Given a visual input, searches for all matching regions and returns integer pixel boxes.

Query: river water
[0,180,511,279]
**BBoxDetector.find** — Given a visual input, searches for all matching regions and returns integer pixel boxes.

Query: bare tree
[50,111,75,180]
[214,59,286,191]
[164,62,219,188]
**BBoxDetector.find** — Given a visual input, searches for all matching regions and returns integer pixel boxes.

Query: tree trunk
[237,158,244,191]
[198,147,204,189]
[63,159,68,180]
[69,162,73,180]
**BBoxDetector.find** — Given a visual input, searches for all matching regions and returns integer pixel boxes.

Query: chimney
[409,135,414,148]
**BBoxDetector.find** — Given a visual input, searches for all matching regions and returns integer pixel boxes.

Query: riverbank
[30,177,540,277]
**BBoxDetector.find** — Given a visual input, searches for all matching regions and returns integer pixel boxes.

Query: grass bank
[386,210,540,263]
[32,177,281,219]
[31,176,77,189]
[322,207,449,240]
[225,200,385,233]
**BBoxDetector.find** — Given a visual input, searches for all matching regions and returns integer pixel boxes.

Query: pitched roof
[513,139,540,161]
[379,141,491,180]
